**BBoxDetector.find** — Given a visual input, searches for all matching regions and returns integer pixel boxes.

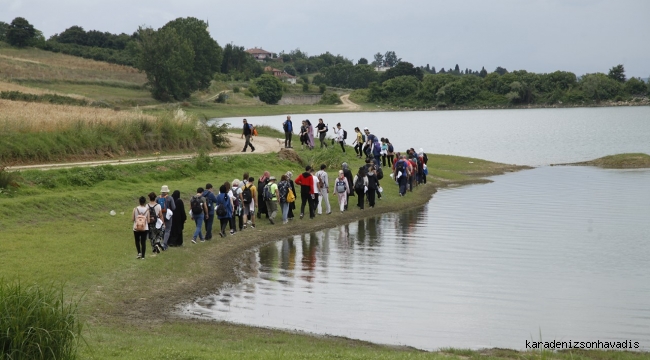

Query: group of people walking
[132,116,429,260]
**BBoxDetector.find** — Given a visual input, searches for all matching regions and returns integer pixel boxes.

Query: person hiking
[393,155,409,196]
[316,118,328,148]
[381,138,388,167]
[225,182,238,235]
[285,171,297,220]
[190,187,209,244]
[146,192,162,245]
[366,164,379,208]
[315,164,331,215]
[333,123,345,152]
[341,162,354,211]
[132,196,149,260]
[169,190,186,247]
[264,176,280,224]
[306,119,315,150]
[283,115,293,148]
[241,118,255,152]
[216,185,233,238]
[386,139,395,166]
[231,179,244,231]
[352,127,363,158]
[202,184,219,240]
[294,166,316,219]
[278,174,291,224]
[257,171,270,219]
[157,185,176,250]
[241,173,257,229]
[334,170,350,213]
[353,167,368,210]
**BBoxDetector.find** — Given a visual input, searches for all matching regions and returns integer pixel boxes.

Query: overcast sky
[3,0,649,77]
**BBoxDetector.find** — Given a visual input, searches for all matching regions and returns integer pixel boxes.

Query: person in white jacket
[333,123,346,153]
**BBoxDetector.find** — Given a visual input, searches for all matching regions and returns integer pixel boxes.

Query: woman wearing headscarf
[257,171,270,219]
[341,163,354,211]
[286,171,296,220]
[334,170,350,213]
[169,190,186,246]
[306,119,315,150]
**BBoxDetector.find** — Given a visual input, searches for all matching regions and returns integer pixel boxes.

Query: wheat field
[0,99,156,132]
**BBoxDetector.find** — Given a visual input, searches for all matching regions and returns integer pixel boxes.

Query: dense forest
[1,16,648,106]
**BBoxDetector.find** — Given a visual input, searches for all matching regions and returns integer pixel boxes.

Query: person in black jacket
[341,162,354,210]
[169,190,187,246]
[257,171,270,219]
[286,171,297,220]
[241,118,255,152]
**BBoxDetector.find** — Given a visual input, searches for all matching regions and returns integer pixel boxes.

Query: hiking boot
[300,213,304,219]
[251,148,256,152]
[269,218,275,225]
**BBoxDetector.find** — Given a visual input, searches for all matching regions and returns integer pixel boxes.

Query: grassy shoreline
[552,153,650,169]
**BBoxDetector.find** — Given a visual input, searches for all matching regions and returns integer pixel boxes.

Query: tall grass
[0,105,216,163]
[0,282,83,360]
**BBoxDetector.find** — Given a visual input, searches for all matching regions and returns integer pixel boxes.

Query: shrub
[0,91,88,106]
[255,74,283,105]
[318,92,342,105]
[214,92,227,103]
[233,86,240,93]
[302,82,309,92]
[0,165,20,190]
[195,150,212,171]
[319,83,326,94]
[206,120,231,148]
[0,282,84,360]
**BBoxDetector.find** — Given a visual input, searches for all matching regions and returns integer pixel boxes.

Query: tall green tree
[624,77,647,95]
[136,26,194,101]
[580,73,622,102]
[162,17,222,91]
[380,62,423,83]
[6,17,36,47]
[373,52,384,67]
[607,64,626,83]
[384,51,400,67]
[358,57,368,65]
[255,74,283,104]
[0,21,8,42]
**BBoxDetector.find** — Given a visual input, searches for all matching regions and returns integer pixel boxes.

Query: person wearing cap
[157,185,176,250]
[265,176,280,224]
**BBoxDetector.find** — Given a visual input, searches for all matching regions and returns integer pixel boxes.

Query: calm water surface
[216,106,650,166]
[185,166,650,350]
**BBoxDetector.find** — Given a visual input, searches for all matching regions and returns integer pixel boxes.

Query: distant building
[246,48,272,61]
[264,66,297,85]
[375,66,391,72]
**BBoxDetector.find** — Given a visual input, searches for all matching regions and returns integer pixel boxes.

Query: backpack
[190,195,203,215]
[317,171,326,189]
[147,204,158,224]
[354,176,364,192]
[388,144,394,153]
[361,134,366,142]
[396,160,406,173]
[423,153,428,164]
[242,184,253,204]
[287,188,296,203]
[157,197,167,214]
[335,180,347,193]
[262,184,273,201]
[376,167,384,180]
[423,164,429,176]
[215,194,227,217]
[343,130,347,140]
[135,208,147,231]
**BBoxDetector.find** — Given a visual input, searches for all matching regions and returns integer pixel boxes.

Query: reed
[0,104,214,163]
[0,282,83,360]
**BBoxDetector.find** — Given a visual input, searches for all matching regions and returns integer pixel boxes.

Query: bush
[206,120,231,148]
[233,86,240,93]
[0,282,84,360]
[0,165,20,190]
[214,92,227,103]
[0,91,88,106]
[302,82,309,92]
[319,83,327,94]
[255,74,283,104]
[318,92,342,105]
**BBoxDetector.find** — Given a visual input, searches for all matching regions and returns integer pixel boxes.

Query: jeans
[281,202,289,222]
[374,155,382,168]
[319,132,328,148]
[204,213,214,239]
[162,220,172,250]
[398,175,408,195]
[192,214,204,240]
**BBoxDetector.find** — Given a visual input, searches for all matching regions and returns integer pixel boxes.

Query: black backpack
[147,204,158,224]
[388,144,394,153]
[215,194,227,217]
[354,176,364,192]
[242,184,253,204]
[376,167,384,180]
[343,130,347,140]
[190,195,203,215]
[262,184,273,201]
[396,160,406,173]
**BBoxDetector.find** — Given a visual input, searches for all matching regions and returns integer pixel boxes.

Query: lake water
[215,106,650,166]
[193,107,650,350]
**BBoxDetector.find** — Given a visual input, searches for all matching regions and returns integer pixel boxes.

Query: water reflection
[185,167,650,351]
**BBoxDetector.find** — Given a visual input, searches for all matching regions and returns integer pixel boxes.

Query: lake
[192,107,650,350]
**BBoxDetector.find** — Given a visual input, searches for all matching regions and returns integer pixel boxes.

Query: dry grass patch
[0,99,155,132]
[0,46,146,84]
[0,80,89,100]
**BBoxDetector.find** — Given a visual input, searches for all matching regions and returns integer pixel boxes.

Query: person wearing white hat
[157,185,176,250]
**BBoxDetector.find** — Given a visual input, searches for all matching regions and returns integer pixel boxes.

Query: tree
[607,64,626,83]
[283,64,296,76]
[454,64,460,74]
[494,66,508,75]
[479,67,488,78]
[384,51,400,67]
[0,21,9,42]
[579,73,622,102]
[624,77,647,95]
[162,18,222,91]
[380,62,423,83]
[373,52,384,67]
[255,74,283,104]
[136,26,194,101]
[6,17,36,47]
[431,66,436,74]
[358,57,368,65]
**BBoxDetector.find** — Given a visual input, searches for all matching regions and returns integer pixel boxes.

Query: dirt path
[338,94,361,111]
[5,134,282,171]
